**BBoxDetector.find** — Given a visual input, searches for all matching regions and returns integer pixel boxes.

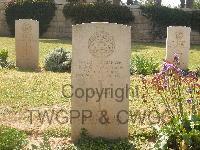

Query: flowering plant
[150,53,200,149]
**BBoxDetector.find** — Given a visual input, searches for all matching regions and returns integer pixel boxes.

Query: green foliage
[0,49,15,69]
[5,0,56,36]
[44,127,70,138]
[130,55,159,75]
[191,11,200,33]
[196,66,200,77]
[154,116,200,149]
[0,126,27,150]
[140,5,200,39]
[63,2,134,24]
[0,49,8,63]
[44,48,72,72]
[30,128,134,150]
[74,129,134,149]
[31,134,51,150]
[193,0,200,8]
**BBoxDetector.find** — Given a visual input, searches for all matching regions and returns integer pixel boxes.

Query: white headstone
[166,26,191,69]
[15,19,39,69]
[71,22,131,141]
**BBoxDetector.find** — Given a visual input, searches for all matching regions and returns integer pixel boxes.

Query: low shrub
[63,2,134,24]
[5,0,56,36]
[0,49,15,69]
[130,55,159,75]
[44,48,72,72]
[65,129,134,149]
[0,126,27,150]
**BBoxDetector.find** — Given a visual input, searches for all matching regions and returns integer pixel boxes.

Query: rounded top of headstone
[168,26,191,29]
[16,19,39,22]
[72,22,131,30]
[91,22,109,24]
[167,26,191,32]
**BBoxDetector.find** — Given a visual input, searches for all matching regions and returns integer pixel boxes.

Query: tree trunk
[186,0,194,8]
[180,0,185,8]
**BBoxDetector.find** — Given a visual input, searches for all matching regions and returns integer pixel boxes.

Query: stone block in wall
[57,4,64,10]
[55,8,65,17]
[51,17,58,23]
[191,31,200,36]
[56,15,65,21]
[192,35,200,41]
[63,27,72,33]
[134,23,153,31]
[131,8,141,16]
[134,15,151,24]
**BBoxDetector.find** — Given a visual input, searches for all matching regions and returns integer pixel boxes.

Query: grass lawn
[0,37,199,149]
[0,37,199,109]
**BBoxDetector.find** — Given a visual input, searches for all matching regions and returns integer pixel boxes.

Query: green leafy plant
[195,66,200,77]
[0,49,8,67]
[0,49,15,69]
[5,0,56,36]
[44,48,72,72]
[154,116,200,149]
[0,126,27,150]
[140,5,200,39]
[193,0,200,9]
[44,127,70,138]
[151,54,200,149]
[63,2,134,24]
[74,129,134,149]
[130,55,159,75]
[32,128,134,150]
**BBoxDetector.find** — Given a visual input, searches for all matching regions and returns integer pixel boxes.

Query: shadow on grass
[16,67,42,73]
[191,44,200,51]
[132,42,165,52]
[39,38,72,45]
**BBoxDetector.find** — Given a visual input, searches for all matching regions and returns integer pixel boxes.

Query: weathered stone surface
[166,26,191,69]
[71,22,131,141]
[15,19,39,69]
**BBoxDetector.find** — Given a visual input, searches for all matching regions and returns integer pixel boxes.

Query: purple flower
[162,61,182,75]
[186,88,193,94]
[173,53,180,63]
[162,62,174,72]
[186,98,193,104]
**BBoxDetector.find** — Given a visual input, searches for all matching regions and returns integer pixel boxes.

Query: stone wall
[130,6,154,42]
[42,5,72,38]
[0,1,10,36]
[129,6,200,44]
[0,2,199,44]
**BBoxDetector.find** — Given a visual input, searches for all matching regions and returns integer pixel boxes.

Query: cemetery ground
[0,36,200,149]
